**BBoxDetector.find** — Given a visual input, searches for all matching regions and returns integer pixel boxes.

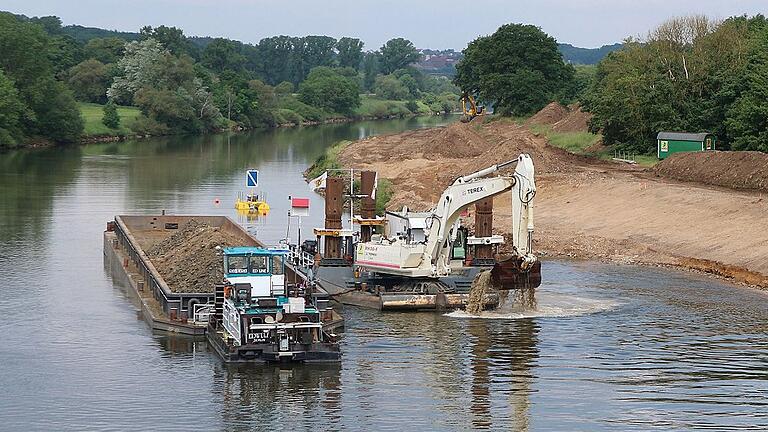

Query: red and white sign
[291,197,310,217]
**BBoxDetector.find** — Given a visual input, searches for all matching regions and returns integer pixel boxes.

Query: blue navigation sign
[246,169,258,187]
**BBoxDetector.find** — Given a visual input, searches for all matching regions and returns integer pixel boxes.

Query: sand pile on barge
[148,219,242,293]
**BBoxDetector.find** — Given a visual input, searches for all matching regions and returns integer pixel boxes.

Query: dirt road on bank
[337,109,768,287]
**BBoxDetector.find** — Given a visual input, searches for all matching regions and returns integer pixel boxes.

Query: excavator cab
[460,92,485,123]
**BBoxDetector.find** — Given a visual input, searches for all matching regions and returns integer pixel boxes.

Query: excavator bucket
[491,257,542,290]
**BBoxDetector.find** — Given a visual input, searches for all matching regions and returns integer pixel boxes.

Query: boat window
[227,256,248,274]
[249,255,269,274]
[272,255,284,275]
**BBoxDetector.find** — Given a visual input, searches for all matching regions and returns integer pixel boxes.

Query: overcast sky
[1,0,765,49]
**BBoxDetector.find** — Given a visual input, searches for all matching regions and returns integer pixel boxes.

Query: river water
[1,116,767,431]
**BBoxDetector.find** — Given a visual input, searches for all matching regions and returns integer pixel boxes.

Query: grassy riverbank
[79,103,141,137]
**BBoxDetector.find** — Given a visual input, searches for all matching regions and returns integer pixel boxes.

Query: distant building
[657,132,717,159]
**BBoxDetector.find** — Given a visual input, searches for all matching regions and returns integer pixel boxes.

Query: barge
[104,214,342,363]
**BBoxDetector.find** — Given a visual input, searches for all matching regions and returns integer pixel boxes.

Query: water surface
[1,116,767,431]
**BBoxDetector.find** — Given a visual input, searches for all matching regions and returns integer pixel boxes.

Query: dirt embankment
[655,151,768,192]
[148,219,243,293]
[337,105,768,288]
[527,102,592,133]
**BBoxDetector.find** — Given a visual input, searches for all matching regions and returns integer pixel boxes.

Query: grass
[530,123,659,167]
[306,140,351,179]
[79,102,141,136]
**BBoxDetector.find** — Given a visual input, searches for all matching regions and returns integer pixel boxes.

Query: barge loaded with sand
[103,215,342,363]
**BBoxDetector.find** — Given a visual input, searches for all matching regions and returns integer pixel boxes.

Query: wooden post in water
[359,171,377,243]
[475,198,494,263]
[324,177,343,259]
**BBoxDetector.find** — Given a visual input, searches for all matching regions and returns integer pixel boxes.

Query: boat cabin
[223,247,286,298]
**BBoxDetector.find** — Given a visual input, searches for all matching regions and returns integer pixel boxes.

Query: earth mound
[148,219,243,293]
[527,102,569,126]
[655,151,768,192]
[552,104,592,133]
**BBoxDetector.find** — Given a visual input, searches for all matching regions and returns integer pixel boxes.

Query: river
[1,116,767,431]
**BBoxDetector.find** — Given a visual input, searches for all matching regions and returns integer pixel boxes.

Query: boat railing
[286,244,316,273]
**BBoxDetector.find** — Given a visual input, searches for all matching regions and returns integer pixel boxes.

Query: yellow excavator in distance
[460,92,485,123]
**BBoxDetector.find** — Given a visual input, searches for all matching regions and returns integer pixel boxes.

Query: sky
[0,0,765,49]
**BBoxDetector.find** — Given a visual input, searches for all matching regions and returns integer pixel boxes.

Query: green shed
[657,132,717,159]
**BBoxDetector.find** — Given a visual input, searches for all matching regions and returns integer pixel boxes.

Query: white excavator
[354,154,538,287]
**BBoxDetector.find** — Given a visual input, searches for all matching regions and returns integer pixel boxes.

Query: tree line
[0,12,460,149]
[454,15,768,154]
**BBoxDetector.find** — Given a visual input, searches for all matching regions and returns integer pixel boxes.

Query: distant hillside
[558,43,623,65]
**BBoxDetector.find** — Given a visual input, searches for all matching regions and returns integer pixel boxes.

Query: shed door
[705,138,712,150]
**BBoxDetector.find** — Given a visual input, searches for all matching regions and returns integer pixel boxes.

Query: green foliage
[362,52,380,91]
[274,81,294,95]
[585,15,767,152]
[375,178,393,214]
[374,74,410,100]
[274,108,305,125]
[0,12,84,143]
[278,95,327,122]
[202,38,246,72]
[422,92,459,114]
[67,59,110,103]
[102,101,120,129]
[140,25,198,58]
[355,96,413,118]
[557,43,623,65]
[530,124,601,154]
[455,23,575,117]
[380,38,421,74]
[84,37,126,63]
[726,23,768,151]
[0,68,25,148]
[34,80,84,142]
[336,37,364,69]
[306,140,350,179]
[298,67,360,115]
[404,100,419,113]
[109,38,222,133]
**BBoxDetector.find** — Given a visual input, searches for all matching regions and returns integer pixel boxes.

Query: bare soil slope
[655,151,768,192]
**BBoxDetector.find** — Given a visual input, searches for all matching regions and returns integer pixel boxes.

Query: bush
[374,74,409,100]
[102,102,120,129]
[279,95,328,122]
[275,108,305,125]
[405,100,419,113]
[128,114,170,135]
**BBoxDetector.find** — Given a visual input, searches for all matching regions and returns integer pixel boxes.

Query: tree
[336,37,364,69]
[109,38,222,133]
[0,69,25,148]
[298,66,360,114]
[67,59,110,103]
[140,25,198,58]
[107,38,168,104]
[102,101,120,129]
[380,38,421,74]
[84,37,126,63]
[455,24,575,117]
[33,80,84,142]
[0,13,83,143]
[726,25,768,151]
[374,74,410,100]
[202,38,246,73]
[362,51,380,91]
